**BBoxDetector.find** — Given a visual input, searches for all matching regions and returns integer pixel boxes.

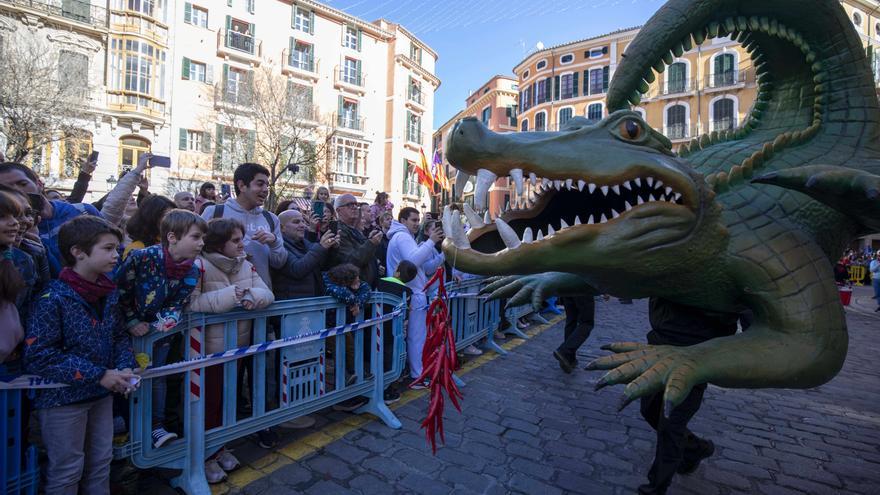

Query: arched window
[586,103,603,122]
[119,136,151,176]
[536,60,547,70]
[713,53,736,87]
[712,97,736,131]
[666,62,687,94]
[521,119,529,132]
[666,105,687,139]
[535,112,546,132]
[62,131,93,179]
[558,107,573,127]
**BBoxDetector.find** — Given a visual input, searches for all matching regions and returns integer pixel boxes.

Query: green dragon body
[441,0,880,409]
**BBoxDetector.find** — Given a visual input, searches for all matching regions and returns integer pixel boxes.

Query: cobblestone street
[180,298,880,494]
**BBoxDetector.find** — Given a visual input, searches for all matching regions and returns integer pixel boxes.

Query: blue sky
[327,0,665,129]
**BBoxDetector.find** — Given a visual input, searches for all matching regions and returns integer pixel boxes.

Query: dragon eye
[619,119,643,141]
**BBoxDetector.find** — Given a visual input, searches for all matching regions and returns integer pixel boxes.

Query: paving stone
[348,473,395,495]
[323,442,370,464]
[590,452,635,472]
[439,466,493,492]
[271,463,312,487]
[504,441,544,461]
[398,472,453,495]
[304,480,355,494]
[508,473,563,495]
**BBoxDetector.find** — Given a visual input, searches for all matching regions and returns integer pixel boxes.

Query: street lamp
[106,175,117,188]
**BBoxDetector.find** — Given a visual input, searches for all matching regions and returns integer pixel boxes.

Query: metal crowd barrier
[1,364,38,495]
[1,282,525,495]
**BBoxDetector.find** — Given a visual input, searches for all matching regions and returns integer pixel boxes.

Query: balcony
[335,113,364,132]
[107,91,165,121]
[1,0,108,29]
[331,171,368,188]
[705,68,755,91]
[334,67,366,95]
[217,29,262,63]
[406,88,425,111]
[661,78,696,97]
[214,83,252,110]
[710,118,738,133]
[282,49,319,82]
[287,104,320,125]
[663,124,690,141]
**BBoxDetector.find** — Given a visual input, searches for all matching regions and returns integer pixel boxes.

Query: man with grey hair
[328,193,383,287]
[174,191,196,211]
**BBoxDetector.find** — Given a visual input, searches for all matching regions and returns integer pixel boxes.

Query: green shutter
[227,0,232,6]
[357,29,362,52]
[222,63,229,86]
[291,5,296,28]
[584,70,590,95]
[225,15,232,31]
[248,0,254,14]
[249,22,255,39]
[308,10,314,34]
[215,124,224,168]
[184,2,192,24]
[289,36,294,63]
[338,95,344,124]
[553,75,560,100]
[356,60,362,85]
[573,71,579,97]
[202,131,212,153]
[179,128,188,150]
[181,57,190,79]
[247,130,256,159]
[603,66,610,92]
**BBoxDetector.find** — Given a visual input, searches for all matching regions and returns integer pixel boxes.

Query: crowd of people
[0,155,484,491]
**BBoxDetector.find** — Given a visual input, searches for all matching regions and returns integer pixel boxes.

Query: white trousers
[406,293,428,379]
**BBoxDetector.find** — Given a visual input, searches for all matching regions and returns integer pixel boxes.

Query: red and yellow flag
[416,148,435,189]
[432,150,451,191]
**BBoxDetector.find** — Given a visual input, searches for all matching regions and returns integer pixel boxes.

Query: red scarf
[163,247,194,280]
[59,267,116,303]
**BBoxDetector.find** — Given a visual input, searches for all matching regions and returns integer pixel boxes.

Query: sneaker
[383,388,401,404]
[215,449,240,472]
[332,396,368,412]
[151,427,178,448]
[516,318,530,329]
[409,380,430,390]
[204,459,227,484]
[280,415,316,429]
[462,344,483,356]
[553,350,576,374]
[677,439,715,474]
[494,330,506,340]
[256,428,279,449]
[527,313,550,324]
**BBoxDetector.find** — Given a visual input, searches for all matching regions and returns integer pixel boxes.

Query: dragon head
[442,0,879,297]
[442,112,728,298]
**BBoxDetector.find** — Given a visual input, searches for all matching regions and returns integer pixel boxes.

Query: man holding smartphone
[328,194,383,287]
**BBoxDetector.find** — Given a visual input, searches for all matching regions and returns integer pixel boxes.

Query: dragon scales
[440,0,880,411]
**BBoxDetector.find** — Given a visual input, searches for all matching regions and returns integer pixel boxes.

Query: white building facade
[0,0,438,208]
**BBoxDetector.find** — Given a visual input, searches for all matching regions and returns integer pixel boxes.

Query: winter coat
[323,274,371,306]
[385,220,444,297]
[115,244,201,330]
[100,168,142,227]
[188,252,274,354]
[2,245,38,324]
[201,198,287,289]
[24,280,135,409]
[38,200,102,277]
[328,222,378,287]
[18,239,50,291]
[272,234,328,301]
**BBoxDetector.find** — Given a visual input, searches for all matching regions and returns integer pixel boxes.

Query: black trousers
[558,296,596,360]
[639,383,708,491]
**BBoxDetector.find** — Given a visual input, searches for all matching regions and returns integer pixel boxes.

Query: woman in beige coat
[188,218,274,483]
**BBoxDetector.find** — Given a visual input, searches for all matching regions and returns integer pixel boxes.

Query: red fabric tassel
[411,267,463,453]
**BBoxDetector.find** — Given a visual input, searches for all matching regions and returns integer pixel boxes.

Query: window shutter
[572,71,579,97]
[248,0,254,14]
[184,2,192,24]
[181,57,190,79]
[309,10,315,35]
[227,0,232,6]
[249,22,255,38]
[357,29,362,52]
[545,78,552,102]
[222,63,229,85]
[247,130,256,158]
[356,59,362,84]
[291,5,296,28]
[215,124,224,166]
[206,64,213,84]
[289,36,294,63]
[225,15,232,31]
[179,128,188,150]
[202,132,212,153]
[553,76,560,101]
[530,82,536,107]
[338,95,344,121]
[603,66,610,92]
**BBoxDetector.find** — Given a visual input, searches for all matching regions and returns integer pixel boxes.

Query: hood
[224,197,262,215]
[387,220,412,240]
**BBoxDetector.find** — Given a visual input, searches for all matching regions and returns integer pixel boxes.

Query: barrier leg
[452,373,466,388]
[484,332,508,356]
[356,315,401,429]
[170,327,210,495]
[503,314,530,340]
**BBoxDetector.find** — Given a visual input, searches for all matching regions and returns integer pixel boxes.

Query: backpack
[211,204,276,232]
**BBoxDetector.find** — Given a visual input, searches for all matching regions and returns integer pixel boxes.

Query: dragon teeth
[611,209,620,219]
[665,186,672,195]
[548,225,556,235]
[495,218,521,249]
[474,169,497,210]
[588,183,596,193]
[577,180,586,191]
[655,180,664,189]
[623,180,632,191]
[565,178,573,190]
[574,216,581,225]
[612,185,620,195]
[674,192,682,201]
[529,172,537,186]
[634,178,642,187]
[560,219,569,229]
[624,200,633,210]
[553,180,563,190]
[522,227,533,243]
[537,229,544,241]
[510,168,524,196]
[462,203,484,229]
[600,185,609,196]
[647,177,654,187]
[637,196,645,205]
[600,213,608,223]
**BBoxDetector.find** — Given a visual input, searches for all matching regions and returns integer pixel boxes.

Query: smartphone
[220,184,231,197]
[328,220,338,235]
[88,150,99,162]
[27,193,45,212]
[148,155,171,168]
[312,201,325,218]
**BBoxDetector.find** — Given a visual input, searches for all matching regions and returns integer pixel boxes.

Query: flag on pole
[432,149,450,191]
[416,148,435,189]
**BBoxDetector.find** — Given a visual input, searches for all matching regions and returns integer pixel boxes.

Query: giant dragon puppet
[440,0,880,412]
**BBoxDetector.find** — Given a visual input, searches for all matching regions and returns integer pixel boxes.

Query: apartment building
[433,75,518,216]
[0,0,439,207]
[0,0,174,196]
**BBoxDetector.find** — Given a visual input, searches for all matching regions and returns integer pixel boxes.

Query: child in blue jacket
[115,209,206,448]
[324,263,371,318]
[25,215,137,495]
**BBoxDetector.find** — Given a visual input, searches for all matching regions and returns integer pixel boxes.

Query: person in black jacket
[375,260,416,403]
[272,210,338,300]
